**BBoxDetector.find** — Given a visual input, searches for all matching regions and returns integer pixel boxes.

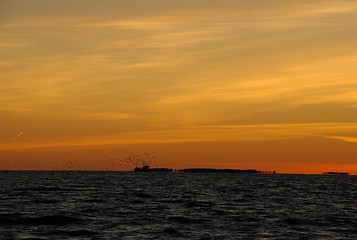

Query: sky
[1,0,357,173]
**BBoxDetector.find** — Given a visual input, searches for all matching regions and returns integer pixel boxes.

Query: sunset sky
[1,0,357,173]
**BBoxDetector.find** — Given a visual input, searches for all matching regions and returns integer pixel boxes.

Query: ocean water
[0,171,355,239]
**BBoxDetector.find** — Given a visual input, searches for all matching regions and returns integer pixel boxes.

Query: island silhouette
[134,165,276,174]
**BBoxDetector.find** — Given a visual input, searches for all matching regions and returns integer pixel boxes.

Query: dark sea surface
[0,171,356,239]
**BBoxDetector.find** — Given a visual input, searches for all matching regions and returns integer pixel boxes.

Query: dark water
[0,171,356,239]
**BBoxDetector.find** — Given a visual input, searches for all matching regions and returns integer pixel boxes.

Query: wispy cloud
[11,132,23,141]
[321,135,357,144]
[1,0,357,150]
[2,122,357,151]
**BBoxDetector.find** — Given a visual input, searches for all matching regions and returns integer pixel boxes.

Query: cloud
[322,135,357,144]
[1,0,357,148]
[2,122,357,151]
[12,132,23,141]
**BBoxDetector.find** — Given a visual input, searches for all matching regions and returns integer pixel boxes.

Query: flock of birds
[64,151,164,171]
[0,151,165,171]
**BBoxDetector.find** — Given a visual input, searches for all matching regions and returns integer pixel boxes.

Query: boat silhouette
[134,165,173,172]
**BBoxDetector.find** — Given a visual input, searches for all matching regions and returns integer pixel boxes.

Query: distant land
[323,172,349,175]
[133,166,354,175]
[133,166,276,174]
[178,168,269,173]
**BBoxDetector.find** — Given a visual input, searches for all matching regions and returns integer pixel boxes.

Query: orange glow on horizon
[1,138,356,175]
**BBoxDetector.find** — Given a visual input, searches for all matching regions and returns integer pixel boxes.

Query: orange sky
[1,0,357,174]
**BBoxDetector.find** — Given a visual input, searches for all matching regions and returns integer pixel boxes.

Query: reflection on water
[0,171,356,239]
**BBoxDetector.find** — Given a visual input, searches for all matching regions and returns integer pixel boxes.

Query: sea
[0,171,355,240]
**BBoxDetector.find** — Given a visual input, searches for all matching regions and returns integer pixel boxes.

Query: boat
[134,165,173,172]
